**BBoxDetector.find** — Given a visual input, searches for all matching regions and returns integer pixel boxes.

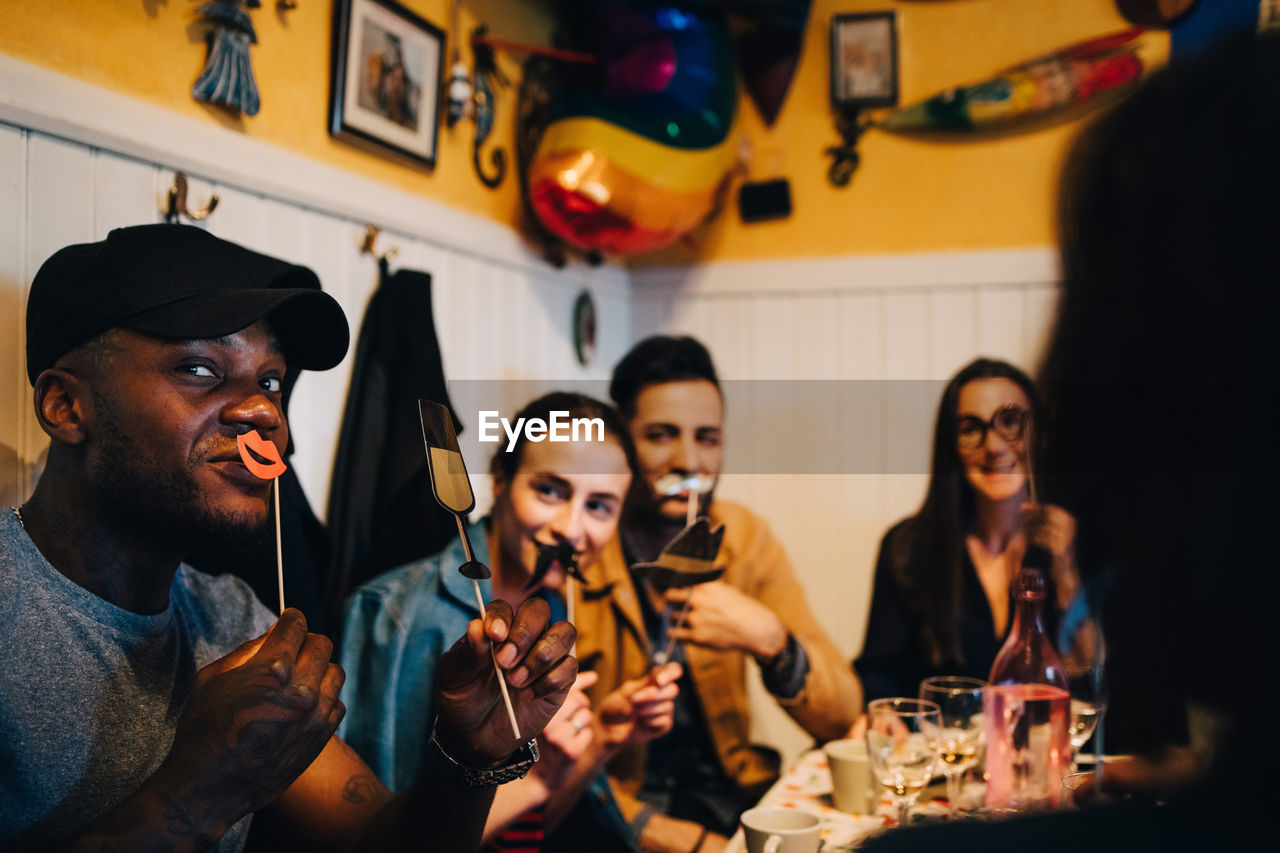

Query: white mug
[823,738,876,815]
[740,806,821,853]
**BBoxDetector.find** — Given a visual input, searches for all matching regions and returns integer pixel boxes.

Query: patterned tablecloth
[725,749,981,852]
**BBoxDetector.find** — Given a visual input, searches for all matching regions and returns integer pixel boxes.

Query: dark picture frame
[329,0,445,169]
[830,11,899,109]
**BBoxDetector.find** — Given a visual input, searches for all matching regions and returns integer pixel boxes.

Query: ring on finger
[570,712,589,733]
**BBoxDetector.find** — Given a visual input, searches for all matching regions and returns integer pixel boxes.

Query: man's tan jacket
[572,500,862,827]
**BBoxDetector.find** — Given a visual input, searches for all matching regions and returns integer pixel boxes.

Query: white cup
[823,738,876,815]
[740,807,821,853]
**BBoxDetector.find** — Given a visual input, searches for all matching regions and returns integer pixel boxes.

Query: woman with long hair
[338,392,679,851]
[854,358,1079,701]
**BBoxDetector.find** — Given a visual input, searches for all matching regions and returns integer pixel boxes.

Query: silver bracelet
[425,718,539,788]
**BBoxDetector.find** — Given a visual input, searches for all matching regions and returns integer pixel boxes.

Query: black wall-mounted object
[738,178,793,223]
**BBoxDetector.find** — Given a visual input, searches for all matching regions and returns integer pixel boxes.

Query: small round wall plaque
[573,290,597,366]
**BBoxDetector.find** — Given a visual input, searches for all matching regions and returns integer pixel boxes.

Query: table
[724,749,979,852]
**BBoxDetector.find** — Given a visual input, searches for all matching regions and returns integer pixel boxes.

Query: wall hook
[360,224,399,263]
[165,172,219,223]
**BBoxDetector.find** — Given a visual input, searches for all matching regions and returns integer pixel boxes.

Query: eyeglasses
[956,406,1029,450]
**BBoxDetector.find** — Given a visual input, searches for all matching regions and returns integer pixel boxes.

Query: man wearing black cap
[1,224,577,851]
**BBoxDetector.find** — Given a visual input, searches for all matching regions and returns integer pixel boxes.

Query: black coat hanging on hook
[326,262,461,627]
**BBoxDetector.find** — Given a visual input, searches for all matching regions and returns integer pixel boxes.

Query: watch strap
[426,720,540,787]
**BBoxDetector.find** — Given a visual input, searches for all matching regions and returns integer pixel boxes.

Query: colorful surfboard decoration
[878,28,1146,133]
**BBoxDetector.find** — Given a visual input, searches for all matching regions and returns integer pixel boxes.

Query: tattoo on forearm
[164,802,197,837]
[342,773,378,804]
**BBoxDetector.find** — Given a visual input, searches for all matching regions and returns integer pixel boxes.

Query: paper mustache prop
[654,471,715,529]
[525,539,617,603]
[654,472,716,497]
[525,540,579,591]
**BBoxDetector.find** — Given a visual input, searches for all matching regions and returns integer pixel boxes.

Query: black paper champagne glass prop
[418,399,521,740]
[633,517,726,665]
[237,430,288,614]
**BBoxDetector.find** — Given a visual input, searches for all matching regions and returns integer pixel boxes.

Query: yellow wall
[0,0,547,229]
[640,0,1168,265]
[0,0,1165,265]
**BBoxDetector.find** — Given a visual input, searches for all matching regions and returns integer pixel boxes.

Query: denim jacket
[338,521,493,793]
[337,519,636,849]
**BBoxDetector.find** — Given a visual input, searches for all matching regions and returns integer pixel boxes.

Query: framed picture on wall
[329,0,445,169]
[830,11,899,109]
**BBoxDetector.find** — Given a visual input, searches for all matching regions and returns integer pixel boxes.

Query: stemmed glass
[866,698,942,827]
[919,676,985,813]
[1058,590,1107,770]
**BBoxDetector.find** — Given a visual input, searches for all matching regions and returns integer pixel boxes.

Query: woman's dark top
[853,518,1187,754]
[853,518,1007,701]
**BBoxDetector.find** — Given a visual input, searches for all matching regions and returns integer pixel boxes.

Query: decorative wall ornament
[469,26,509,189]
[329,0,445,169]
[572,289,596,366]
[1115,0,1199,26]
[878,28,1144,133]
[825,11,898,188]
[828,27,1145,187]
[192,1,261,116]
[830,11,899,110]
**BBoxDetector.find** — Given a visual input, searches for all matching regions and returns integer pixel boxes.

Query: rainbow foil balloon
[527,3,738,255]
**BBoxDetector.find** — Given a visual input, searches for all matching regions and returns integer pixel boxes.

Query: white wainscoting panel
[0,121,629,526]
[631,253,1060,764]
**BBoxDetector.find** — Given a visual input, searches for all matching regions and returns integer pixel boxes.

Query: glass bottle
[984,549,1071,810]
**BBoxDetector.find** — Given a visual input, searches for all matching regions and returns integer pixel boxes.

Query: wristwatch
[426,719,540,788]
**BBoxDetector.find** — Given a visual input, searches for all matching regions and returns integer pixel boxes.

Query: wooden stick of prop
[1024,411,1040,506]
[237,431,289,614]
[452,513,521,740]
[567,575,577,659]
[658,597,692,667]
[273,479,285,614]
[420,400,521,741]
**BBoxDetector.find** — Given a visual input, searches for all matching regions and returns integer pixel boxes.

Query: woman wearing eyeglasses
[853,358,1080,702]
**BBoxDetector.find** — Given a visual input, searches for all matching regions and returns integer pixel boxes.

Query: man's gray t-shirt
[0,508,276,851]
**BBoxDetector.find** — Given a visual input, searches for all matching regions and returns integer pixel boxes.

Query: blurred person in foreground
[863,33,1279,851]
[0,224,576,851]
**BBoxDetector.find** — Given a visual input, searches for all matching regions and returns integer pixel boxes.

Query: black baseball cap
[26,223,350,384]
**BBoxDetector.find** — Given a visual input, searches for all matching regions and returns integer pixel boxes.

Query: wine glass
[866,698,942,827]
[1058,590,1107,769]
[1059,769,1096,810]
[919,676,985,813]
